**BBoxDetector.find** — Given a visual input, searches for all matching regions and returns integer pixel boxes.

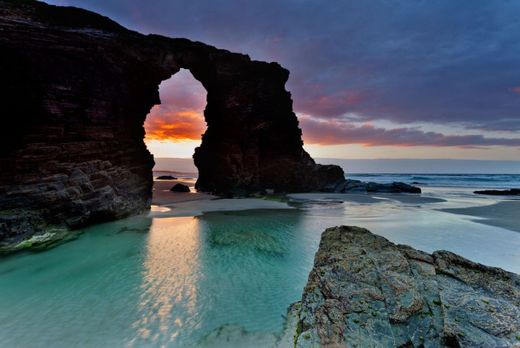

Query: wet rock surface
[289,226,520,347]
[0,0,344,244]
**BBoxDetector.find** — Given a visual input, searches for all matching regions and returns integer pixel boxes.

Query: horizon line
[154,156,520,162]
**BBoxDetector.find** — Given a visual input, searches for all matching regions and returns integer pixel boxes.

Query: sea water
[349,173,520,188]
[1,184,519,347]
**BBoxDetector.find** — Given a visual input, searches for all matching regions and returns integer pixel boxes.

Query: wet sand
[152,179,518,234]
[287,192,445,204]
[440,200,520,233]
[151,179,292,217]
[152,178,216,205]
[152,179,446,218]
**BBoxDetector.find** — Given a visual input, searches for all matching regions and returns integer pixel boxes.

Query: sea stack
[0,0,345,244]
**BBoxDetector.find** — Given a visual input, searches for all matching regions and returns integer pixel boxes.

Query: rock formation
[0,0,344,244]
[156,175,177,180]
[288,226,520,347]
[337,179,421,194]
[474,189,520,196]
[170,183,190,193]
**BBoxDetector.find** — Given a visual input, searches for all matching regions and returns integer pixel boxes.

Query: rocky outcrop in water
[156,175,177,180]
[335,179,421,194]
[288,226,520,347]
[474,189,520,196]
[0,0,344,245]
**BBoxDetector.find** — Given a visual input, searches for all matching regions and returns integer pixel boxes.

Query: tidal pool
[1,192,519,347]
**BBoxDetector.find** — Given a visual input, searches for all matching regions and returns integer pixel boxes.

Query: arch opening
[0,0,349,245]
[144,69,208,186]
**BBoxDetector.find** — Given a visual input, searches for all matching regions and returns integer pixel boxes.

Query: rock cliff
[289,226,520,347]
[0,0,344,244]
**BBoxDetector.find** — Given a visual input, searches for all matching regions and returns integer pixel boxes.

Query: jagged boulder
[289,226,520,347]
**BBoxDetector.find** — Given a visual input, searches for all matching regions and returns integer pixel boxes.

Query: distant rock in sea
[474,188,520,196]
[287,226,520,347]
[170,183,190,192]
[156,175,177,180]
[334,179,421,193]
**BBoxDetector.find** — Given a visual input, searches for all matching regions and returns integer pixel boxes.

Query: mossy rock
[0,226,82,255]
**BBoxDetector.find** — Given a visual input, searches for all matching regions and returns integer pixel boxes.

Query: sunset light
[3,1,520,347]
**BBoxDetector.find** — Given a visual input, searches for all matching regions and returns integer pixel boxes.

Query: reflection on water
[0,194,520,347]
[131,217,201,346]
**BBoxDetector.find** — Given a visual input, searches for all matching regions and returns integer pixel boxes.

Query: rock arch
[0,0,344,242]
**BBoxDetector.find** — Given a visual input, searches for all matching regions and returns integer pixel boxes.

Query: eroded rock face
[0,0,344,243]
[289,226,520,347]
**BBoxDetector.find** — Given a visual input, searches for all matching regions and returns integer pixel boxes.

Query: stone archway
[159,43,345,195]
[0,0,344,243]
[144,69,208,173]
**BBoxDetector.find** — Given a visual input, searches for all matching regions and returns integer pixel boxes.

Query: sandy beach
[287,192,446,204]
[151,178,293,217]
[152,177,216,205]
[441,200,520,233]
[152,179,520,235]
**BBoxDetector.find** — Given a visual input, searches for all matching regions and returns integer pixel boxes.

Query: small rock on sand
[170,183,190,192]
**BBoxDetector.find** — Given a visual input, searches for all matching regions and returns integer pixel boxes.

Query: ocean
[1,172,519,347]
[349,173,520,189]
[152,157,520,189]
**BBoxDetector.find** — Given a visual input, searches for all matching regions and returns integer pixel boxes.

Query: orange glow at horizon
[144,69,207,155]
[144,107,206,142]
[143,70,519,161]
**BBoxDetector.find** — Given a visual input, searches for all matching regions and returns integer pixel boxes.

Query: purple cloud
[300,117,520,147]
[45,0,520,135]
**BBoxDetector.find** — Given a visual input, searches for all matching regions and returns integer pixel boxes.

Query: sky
[46,0,520,162]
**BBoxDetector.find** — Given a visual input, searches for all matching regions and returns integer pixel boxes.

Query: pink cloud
[145,107,206,141]
[144,69,207,141]
[300,116,520,147]
[295,89,366,117]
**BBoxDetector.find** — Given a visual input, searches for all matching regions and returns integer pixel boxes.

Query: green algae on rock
[0,226,82,254]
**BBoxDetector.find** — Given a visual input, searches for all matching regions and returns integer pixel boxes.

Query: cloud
[145,108,206,141]
[144,69,207,141]
[300,116,520,147]
[47,0,520,133]
[296,89,367,118]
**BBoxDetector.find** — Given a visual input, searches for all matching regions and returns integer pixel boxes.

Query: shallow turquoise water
[1,191,519,347]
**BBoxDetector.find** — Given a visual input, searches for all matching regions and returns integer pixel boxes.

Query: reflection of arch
[0,1,345,239]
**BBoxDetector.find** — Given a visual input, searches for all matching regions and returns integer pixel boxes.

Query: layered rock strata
[289,226,520,347]
[0,0,344,243]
